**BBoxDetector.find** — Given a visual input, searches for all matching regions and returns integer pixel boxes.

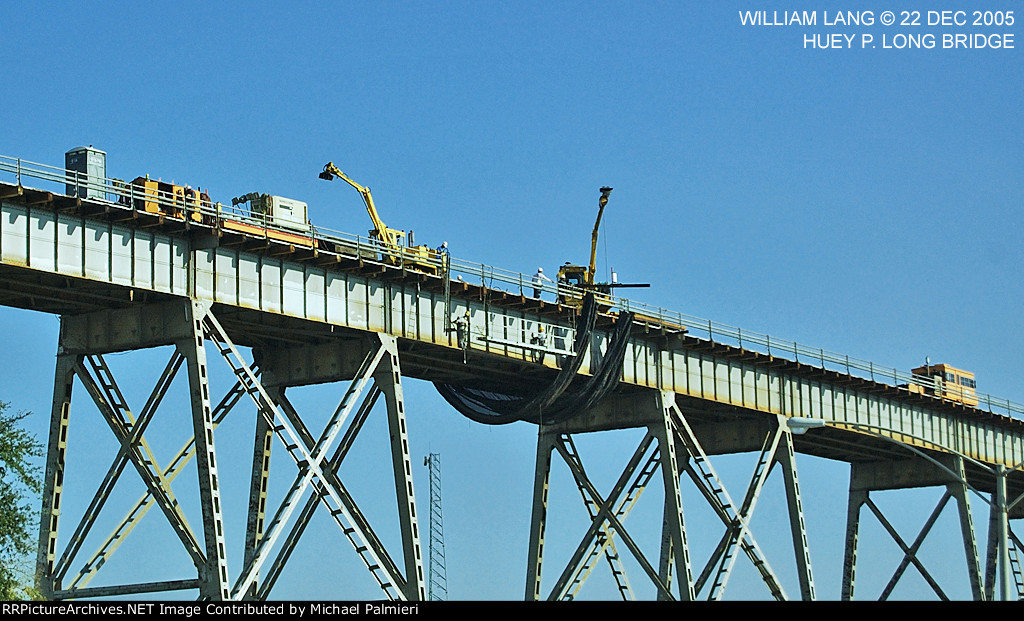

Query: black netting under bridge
[435,293,634,425]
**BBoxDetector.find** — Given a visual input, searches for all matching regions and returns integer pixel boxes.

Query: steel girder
[524,390,817,600]
[35,300,425,601]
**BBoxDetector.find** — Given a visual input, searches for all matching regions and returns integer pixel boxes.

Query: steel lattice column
[243,400,273,600]
[949,456,983,600]
[654,391,694,601]
[774,415,816,601]
[841,488,866,600]
[525,428,556,601]
[35,353,76,600]
[991,466,1013,600]
[375,336,427,600]
[181,301,232,599]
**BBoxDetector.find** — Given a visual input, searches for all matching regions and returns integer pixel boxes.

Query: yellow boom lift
[557,186,648,308]
[319,162,438,275]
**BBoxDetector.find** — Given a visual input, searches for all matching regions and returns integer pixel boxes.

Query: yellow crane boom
[557,186,647,309]
[588,186,613,284]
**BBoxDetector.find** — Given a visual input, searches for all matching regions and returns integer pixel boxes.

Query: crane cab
[557,262,610,308]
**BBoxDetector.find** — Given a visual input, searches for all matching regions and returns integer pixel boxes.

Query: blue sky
[1,1,1021,600]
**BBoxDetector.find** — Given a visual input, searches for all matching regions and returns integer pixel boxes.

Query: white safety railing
[2,153,1021,419]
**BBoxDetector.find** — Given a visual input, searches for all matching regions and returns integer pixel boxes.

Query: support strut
[524,391,815,600]
[35,300,425,601]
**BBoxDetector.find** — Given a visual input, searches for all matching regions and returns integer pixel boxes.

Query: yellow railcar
[909,363,978,406]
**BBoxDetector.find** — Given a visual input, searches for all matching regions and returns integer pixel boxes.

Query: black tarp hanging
[435,293,634,425]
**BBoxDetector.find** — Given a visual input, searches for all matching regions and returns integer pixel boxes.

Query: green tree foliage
[0,401,42,600]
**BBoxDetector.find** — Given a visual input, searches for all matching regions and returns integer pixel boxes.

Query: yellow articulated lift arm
[319,162,438,275]
[320,162,401,247]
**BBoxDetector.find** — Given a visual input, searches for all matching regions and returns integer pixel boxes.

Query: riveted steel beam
[35,353,76,600]
[180,300,231,599]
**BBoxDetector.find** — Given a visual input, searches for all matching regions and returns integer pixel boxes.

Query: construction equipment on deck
[319,162,439,275]
[908,361,979,406]
[557,186,648,308]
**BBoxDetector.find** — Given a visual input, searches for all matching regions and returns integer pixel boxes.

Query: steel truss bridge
[3,154,1024,601]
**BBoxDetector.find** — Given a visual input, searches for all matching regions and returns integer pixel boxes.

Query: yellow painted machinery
[129,176,205,223]
[319,162,439,275]
[557,186,647,308]
[908,362,979,406]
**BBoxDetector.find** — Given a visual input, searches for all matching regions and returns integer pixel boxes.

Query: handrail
[2,153,1021,419]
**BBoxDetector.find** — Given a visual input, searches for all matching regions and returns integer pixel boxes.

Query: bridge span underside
[4,185,1024,600]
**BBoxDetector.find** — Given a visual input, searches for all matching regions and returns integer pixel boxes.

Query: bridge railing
[2,153,1022,420]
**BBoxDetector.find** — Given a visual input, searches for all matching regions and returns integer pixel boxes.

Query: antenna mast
[424,453,448,600]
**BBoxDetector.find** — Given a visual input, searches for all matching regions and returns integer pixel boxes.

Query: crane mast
[557,186,648,309]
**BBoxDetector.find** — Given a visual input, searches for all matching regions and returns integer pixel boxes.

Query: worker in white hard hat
[436,241,449,271]
[532,267,551,299]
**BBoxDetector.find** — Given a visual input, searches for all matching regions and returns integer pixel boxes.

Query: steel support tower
[34,300,425,600]
[520,391,1024,601]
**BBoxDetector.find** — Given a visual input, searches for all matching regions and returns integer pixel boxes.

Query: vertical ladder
[667,409,786,600]
[559,435,635,600]
[1009,543,1024,599]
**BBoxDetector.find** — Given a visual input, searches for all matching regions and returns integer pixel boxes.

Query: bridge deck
[3,178,1024,508]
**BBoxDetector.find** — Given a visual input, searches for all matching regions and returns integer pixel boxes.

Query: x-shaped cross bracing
[532,393,814,600]
[39,302,423,601]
